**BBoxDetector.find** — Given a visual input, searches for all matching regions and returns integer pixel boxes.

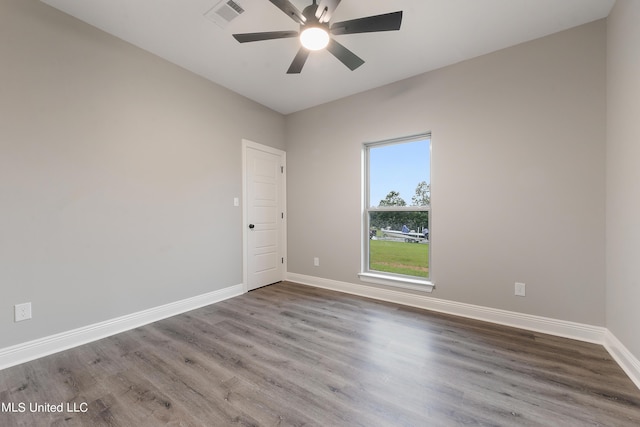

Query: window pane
[367,137,430,281]
[369,139,430,208]
[369,211,429,278]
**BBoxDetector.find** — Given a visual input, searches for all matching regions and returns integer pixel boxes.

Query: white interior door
[243,141,285,291]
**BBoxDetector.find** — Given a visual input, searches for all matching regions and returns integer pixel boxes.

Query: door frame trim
[242,139,287,292]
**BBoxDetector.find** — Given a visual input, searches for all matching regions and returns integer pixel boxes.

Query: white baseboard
[604,330,640,390]
[0,284,244,371]
[4,275,639,393]
[287,272,640,391]
[287,273,606,343]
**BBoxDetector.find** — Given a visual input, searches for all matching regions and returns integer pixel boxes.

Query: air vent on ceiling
[205,0,245,29]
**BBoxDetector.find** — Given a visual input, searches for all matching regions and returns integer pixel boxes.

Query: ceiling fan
[232,0,403,74]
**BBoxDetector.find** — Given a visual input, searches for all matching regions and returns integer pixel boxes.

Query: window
[360,134,433,292]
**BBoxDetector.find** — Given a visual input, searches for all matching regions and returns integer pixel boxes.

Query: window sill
[358,272,435,293]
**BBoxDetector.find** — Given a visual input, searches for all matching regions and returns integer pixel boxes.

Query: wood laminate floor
[1,281,639,426]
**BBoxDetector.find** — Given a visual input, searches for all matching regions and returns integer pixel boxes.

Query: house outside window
[360,134,433,292]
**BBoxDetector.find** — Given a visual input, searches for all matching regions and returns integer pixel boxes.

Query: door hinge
[281,212,284,219]
[281,166,284,173]
[281,257,284,264]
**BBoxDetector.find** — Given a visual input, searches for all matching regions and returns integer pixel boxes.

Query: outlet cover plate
[15,302,32,322]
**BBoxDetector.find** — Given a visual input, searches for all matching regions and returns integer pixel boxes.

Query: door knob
[249,224,255,229]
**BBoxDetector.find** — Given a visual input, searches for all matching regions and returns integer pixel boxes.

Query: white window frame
[359,133,434,293]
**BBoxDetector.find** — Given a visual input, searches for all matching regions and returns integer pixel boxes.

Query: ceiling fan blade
[233,31,298,43]
[315,0,341,23]
[287,47,310,74]
[268,0,306,25]
[330,11,403,35]
[326,39,364,71]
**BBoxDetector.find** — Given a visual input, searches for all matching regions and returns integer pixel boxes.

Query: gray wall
[4,0,632,364]
[286,20,606,326]
[606,0,640,359]
[0,0,285,348]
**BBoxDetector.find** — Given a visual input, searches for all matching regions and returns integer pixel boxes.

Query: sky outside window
[369,139,430,207]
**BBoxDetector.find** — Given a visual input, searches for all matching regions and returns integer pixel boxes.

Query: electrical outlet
[515,282,526,297]
[15,302,32,322]
[313,257,320,267]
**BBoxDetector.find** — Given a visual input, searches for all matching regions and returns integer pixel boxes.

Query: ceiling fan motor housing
[300,3,330,50]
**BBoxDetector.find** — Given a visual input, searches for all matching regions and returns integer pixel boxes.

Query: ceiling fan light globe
[300,27,330,50]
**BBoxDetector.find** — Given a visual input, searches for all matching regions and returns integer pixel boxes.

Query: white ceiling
[40,0,615,114]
